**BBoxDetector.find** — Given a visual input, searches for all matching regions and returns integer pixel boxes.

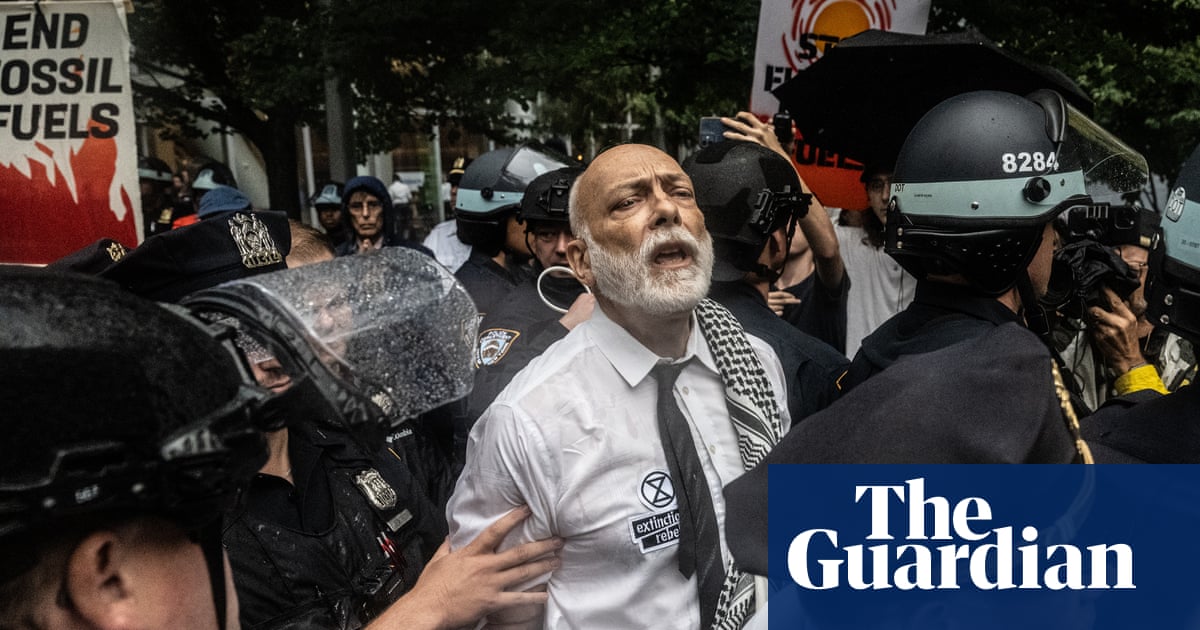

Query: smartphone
[699,117,730,148]
[773,112,794,146]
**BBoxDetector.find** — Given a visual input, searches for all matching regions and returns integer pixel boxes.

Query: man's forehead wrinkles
[608,170,688,192]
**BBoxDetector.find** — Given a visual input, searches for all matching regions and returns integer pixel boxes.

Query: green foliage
[129,0,760,164]
[482,0,759,151]
[930,0,1200,189]
[131,0,1200,208]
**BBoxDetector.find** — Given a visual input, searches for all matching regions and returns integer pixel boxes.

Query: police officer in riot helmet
[745,88,1144,467]
[183,250,463,628]
[722,92,1128,575]
[464,167,595,458]
[1083,141,1200,463]
[453,144,572,318]
[0,268,268,629]
[0,266,564,630]
[682,140,849,423]
[842,89,1149,391]
[180,248,561,629]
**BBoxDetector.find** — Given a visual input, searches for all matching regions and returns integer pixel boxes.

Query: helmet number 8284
[1002,151,1057,174]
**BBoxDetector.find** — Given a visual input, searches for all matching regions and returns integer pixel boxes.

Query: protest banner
[750,0,930,209]
[0,0,139,264]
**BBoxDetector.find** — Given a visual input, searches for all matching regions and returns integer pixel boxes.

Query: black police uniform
[224,420,445,630]
[778,271,851,355]
[723,322,1087,575]
[1082,385,1198,463]
[709,280,848,423]
[842,280,1022,391]
[454,248,534,318]
[460,272,587,457]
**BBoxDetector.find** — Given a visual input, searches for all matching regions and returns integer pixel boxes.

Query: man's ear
[566,238,595,288]
[66,530,133,627]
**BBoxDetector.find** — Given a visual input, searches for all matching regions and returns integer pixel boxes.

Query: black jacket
[1083,385,1196,463]
[709,281,848,423]
[724,323,1086,575]
[454,248,533,319]
[842,281,1022,390]
[224,421,445,630]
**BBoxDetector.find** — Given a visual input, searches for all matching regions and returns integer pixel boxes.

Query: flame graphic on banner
[782,0,899,71]
[0,128,136,264]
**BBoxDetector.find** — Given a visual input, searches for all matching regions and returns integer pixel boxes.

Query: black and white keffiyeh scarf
[694,298,783,629]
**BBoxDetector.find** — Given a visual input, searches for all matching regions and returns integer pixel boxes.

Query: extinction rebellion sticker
[630,469,680,554]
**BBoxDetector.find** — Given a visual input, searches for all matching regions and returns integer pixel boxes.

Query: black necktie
[653,361,725,629]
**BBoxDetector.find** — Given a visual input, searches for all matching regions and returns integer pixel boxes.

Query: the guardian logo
[788,478,1134,591]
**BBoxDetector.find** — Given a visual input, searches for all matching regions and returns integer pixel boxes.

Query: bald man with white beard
[447,144,790,630]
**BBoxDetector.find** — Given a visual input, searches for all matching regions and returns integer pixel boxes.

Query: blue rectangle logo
[767,465,1200,628]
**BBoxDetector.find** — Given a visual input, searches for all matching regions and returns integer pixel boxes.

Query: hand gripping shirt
[447,305,790,629]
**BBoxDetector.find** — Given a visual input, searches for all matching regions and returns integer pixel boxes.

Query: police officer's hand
[767,289,801,317]
[1089,287,1145,375]
[367,505,563,630]
[558,293,595,331]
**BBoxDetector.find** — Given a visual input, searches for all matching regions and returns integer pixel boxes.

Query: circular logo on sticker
[639,470,676,510]
[1166,186,1187,223]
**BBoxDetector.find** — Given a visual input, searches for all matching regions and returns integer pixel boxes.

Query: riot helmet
[889,89,1148,296]
[519,166,583,225]
[1148,142,1200,343]
[455,144,571,255]
[683,140,811,282]
[310,181,344,208]
[183,247,478,435]
[0,267,269,628]
[192,161,238,194]
[138,156,173,183]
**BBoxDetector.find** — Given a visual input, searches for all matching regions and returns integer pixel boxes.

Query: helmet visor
[499,145,572,191]
[1058,102,1148,204]
[215,248,478,424]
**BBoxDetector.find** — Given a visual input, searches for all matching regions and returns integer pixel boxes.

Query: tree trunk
[264,115,302,220]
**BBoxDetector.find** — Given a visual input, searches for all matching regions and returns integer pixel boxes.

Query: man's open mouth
[650,241,695,268]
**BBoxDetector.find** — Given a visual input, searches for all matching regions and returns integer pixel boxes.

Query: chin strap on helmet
[196,519,228,630]
[1016,271,1052,344]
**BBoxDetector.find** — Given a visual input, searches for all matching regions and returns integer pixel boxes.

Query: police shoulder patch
[477,328,520,367]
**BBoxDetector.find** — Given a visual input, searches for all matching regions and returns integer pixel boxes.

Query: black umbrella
[772,28,1093,169]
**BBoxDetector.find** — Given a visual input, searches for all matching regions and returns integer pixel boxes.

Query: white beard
[586,227,714,317]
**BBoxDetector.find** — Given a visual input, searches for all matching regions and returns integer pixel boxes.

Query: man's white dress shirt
[448,305,790,629]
